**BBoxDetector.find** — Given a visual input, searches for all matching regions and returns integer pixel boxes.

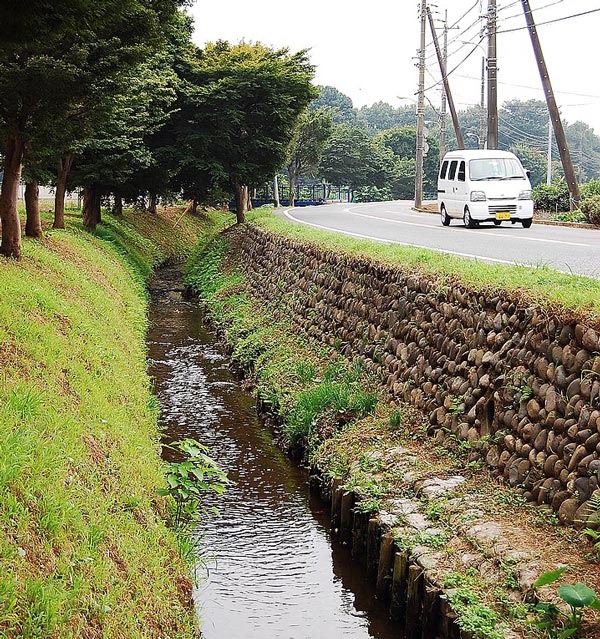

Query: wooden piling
[421,581,441,639]
[366,518,381,581]
[375,531,395,601]
[390,551,409,621]
[340,491,355,541]
[331,480,343,533]
[404,564,424,639]
[351,509,370,563]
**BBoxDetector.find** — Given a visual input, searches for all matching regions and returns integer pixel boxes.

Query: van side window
[439,160,449,180]
[457,161,466,182]
[448,160,458,180]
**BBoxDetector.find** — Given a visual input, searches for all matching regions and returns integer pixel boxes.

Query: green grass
[184,233,380,457]
[0,207,219,638]
[248,206,600,322]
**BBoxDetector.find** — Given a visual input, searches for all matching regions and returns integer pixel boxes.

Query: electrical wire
[497,7,600,34]
[423,36,487,93]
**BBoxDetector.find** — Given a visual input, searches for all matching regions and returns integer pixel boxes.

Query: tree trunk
[288,170,297,208]
[233,181,248,223]
[247,188,253,211]
[25,180,42,239]
[53,153,74,229]
[148,192,158,214]
[82,185,101,230]
[190,198,199,216]
[0,136,25,258]
[112,192,123,216]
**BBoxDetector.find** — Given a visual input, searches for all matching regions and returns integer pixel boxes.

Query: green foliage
[310,85,356,126]
[532,181,570,212]
[579,195,600,225]
[158,439,229,527]
[354,185,393,202]
[511,143,547,187]
[446,588,506,639]
[533,569,600,638]
[582,528,600,560]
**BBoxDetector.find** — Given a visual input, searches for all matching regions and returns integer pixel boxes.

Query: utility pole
[427,6,465,149]
[546,118,552,185]
[439,10,448,161]
[479,57,486,149]
[486,0,498,149]
[415,0,427,209]
[521,0,580,207]
[273,174,280,207]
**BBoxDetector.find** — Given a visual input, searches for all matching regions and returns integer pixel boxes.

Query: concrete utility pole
[426,6,465,149]
[520,0,580,207]
[439,10,448,161]
[273,175,280,207]
[415,0,427,209]
[486,0,498,149]
[479,57,486,149]
[546,118,552,185]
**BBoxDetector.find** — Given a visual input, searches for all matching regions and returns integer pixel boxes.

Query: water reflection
[147,269,400,639]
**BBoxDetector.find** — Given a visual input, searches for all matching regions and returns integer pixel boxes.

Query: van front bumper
[468,200,534,221]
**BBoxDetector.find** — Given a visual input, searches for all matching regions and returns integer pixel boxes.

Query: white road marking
[283,209,520,266]
[340,207,593,248]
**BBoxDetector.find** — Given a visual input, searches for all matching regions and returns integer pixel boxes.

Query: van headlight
[470,191,486,202]
[518,190,532,200]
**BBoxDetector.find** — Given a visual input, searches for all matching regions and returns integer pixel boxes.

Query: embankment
[0,208,221,638]
[186,213,600,639]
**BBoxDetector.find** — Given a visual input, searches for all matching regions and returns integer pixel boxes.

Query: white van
[437,149,534,228]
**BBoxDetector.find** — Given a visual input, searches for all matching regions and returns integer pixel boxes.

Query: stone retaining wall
[238,225,600,523]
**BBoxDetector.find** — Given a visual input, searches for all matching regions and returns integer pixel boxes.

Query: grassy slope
[0,207,225,638]
[249,206,600,324]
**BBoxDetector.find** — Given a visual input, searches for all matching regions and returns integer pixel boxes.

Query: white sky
[189,0,600,135]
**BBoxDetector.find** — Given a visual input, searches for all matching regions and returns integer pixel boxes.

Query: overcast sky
[189,0,600,138]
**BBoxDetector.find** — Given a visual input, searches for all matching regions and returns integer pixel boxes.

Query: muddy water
[147,269,400,639]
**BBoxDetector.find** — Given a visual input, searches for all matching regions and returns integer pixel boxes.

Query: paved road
[279,200,600,279]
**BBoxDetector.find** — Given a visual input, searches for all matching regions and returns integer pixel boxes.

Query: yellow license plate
[495,211,511,220]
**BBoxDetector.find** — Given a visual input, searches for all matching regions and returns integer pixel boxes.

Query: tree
[319,125,393,196]
[179,41,316,223]
[0,0,183,255]
[286,108,333,207]
[510,143,547,187]
[310,86,356,126]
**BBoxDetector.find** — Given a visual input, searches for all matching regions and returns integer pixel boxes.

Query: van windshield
[469,158,526,181]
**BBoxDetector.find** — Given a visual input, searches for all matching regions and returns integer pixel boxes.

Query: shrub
[532,181,570,212]
[354,185,393,202]
[580,194,600,225]
[580,178,600,200]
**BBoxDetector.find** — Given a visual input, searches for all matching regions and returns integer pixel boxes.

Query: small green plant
[582,528,600,560]
[448,395,464,415]
[532,568,600,639]
[446,587,506,639]
[158,439,229,527]
[295,360,317,385]
[389,409,404,429]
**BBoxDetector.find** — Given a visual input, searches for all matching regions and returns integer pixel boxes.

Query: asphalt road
[279,200,600,279]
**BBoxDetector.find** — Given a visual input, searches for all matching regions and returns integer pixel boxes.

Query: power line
[497,0,565,22]
[497,7,600,34]
[423,36,486,93]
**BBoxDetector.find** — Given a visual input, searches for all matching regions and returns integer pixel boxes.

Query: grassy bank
[185,217,600,639]
[0,207,226,638]
[249,206,600,323]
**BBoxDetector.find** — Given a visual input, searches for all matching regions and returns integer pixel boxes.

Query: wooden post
[351,510,370,563]
[366,518,381,581]
[330,480,343,533]
[340,491,354,541]
[421,582,441,639]
[390,551,409,621]
[375,531,395,600]
[404,564,424,638]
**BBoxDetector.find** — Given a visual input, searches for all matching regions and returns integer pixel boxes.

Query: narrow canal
[147,269,400,639]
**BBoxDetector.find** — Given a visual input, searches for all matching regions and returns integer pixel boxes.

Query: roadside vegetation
[0,206,219,638]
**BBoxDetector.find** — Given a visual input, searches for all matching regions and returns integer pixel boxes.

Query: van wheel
[464,207,478,229]
[440,205,451,226]
[521,219,532,228]
[493,220,501,226]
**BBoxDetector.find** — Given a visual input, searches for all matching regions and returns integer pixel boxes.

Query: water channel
[147,269,400,639]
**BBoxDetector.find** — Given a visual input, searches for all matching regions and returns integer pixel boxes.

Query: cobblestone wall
[238,225,600,523]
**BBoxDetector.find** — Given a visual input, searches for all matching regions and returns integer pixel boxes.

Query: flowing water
[147,269,400,639]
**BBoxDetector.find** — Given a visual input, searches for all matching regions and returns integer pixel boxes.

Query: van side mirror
[526,170,531,178]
